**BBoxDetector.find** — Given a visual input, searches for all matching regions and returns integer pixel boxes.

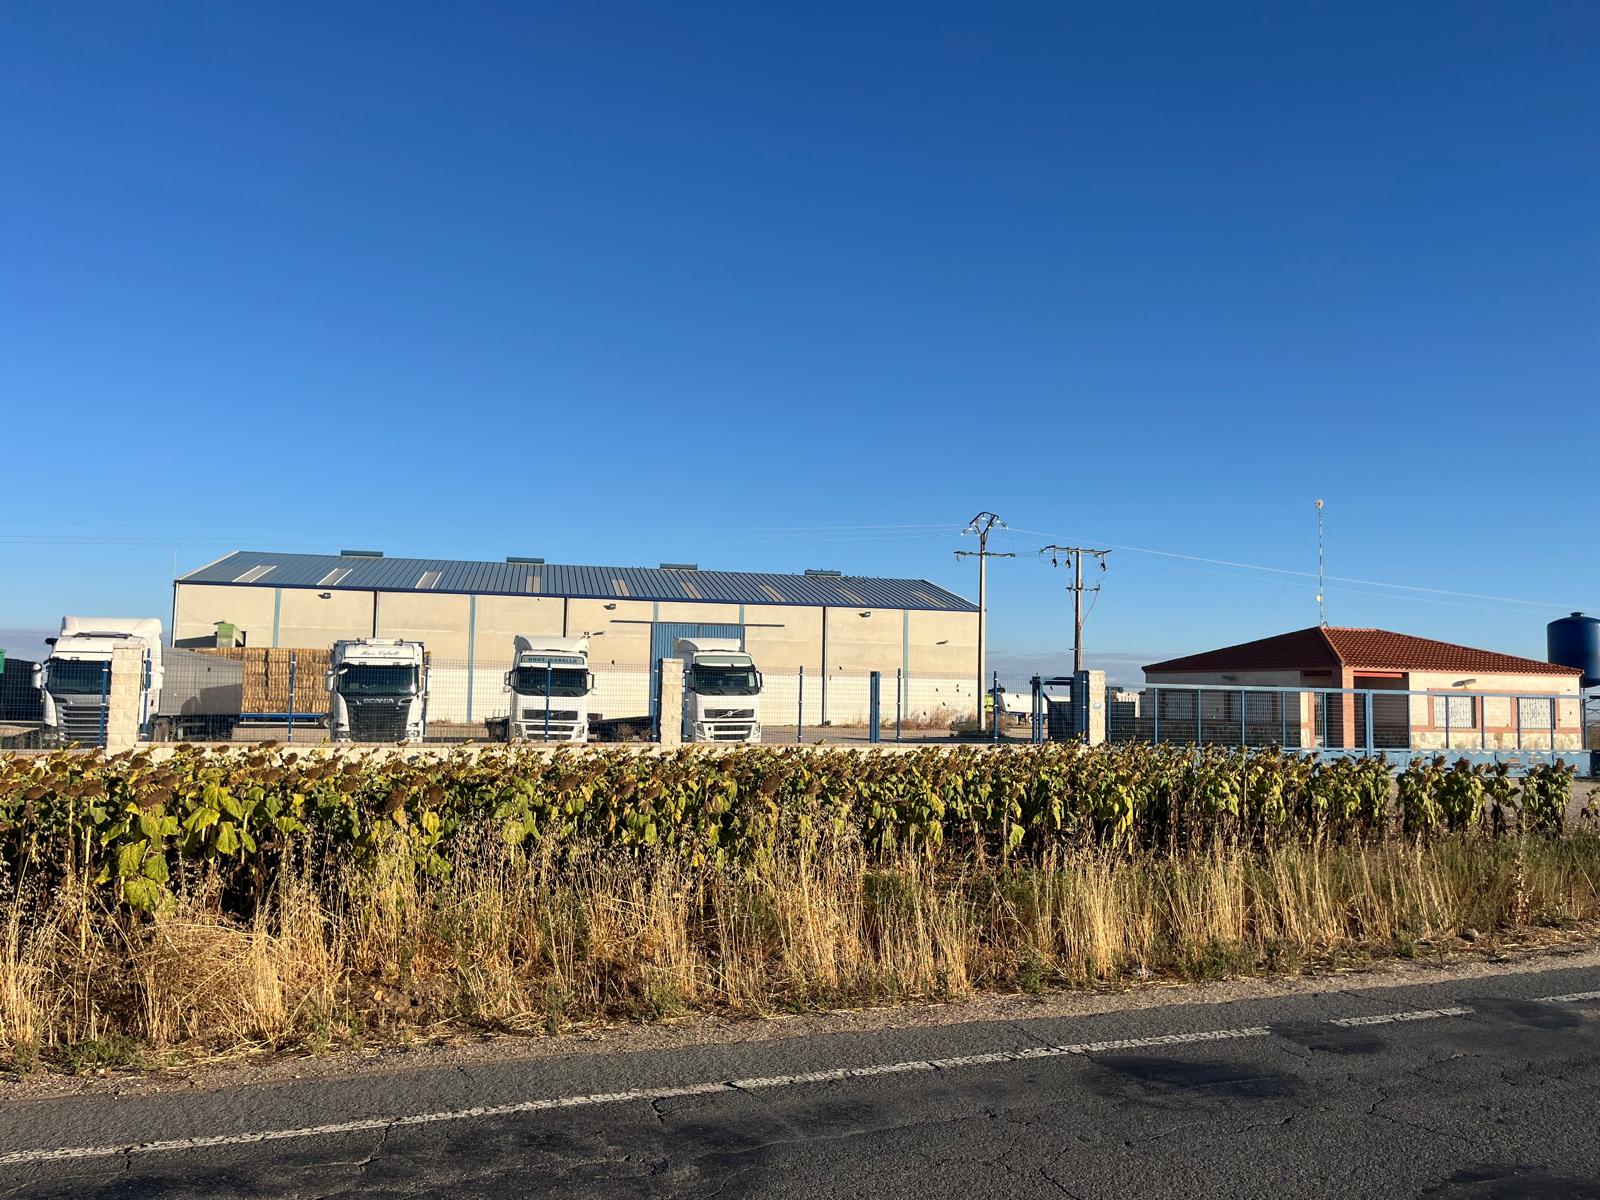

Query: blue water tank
[1548,612,1600,689]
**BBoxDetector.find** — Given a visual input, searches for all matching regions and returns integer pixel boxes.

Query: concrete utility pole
[1040,545,1110,674]
[956,512,1013,732]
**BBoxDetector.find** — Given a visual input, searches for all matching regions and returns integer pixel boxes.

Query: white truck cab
[505,635,592,742]
[676,638,762,743]
[326,639,427,743]
[34,617,165,746]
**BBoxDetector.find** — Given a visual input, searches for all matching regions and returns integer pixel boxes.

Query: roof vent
[659,562,699,571]
[506,556,544,564]
[804,568,843,577]
[340,549,384,558]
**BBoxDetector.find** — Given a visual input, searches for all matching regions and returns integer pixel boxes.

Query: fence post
[1280,693,1288,748]
[1152,686,1160,744]
[287,651,297,744]
[1515,696,1522,751]
[1030,675,1042,744]
[1239,687,1246,749]
[1196,688,1203,745]
[1550,697,1558,755]
[985,672,998,748]
[1445,695,1451,752]
[544,662,552,742]
[1364,689,1374,753]
[895,667,902,743]
[98,661,109,749]
[869,671,881,744]
[796,666,803,744]
[420,665,429,740]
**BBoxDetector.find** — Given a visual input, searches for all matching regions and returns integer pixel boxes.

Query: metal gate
[648,622,745,732]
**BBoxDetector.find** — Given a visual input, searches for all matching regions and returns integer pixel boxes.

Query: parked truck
[326,638,427,743]
[32,617,244,745]
[494,635,594,742]
[676,638,762,743]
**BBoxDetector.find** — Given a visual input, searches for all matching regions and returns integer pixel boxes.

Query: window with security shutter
[1517,697,1554,730]
[1431,695,1476,728]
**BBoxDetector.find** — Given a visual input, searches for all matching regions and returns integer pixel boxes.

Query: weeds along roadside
[0,744,1596,1070]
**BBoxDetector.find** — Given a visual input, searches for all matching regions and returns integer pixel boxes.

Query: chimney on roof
[340,549,384,558]
[659,562,699,571]
[805,568,843,577]
[506,556,544,564]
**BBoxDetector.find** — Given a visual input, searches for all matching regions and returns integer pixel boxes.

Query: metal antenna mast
[1315,498,1326,626]
[956,512,1013,732]
[1039,545,1110,674]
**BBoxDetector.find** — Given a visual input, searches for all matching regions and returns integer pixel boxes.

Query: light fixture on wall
[603,603,617,610]
[1453,678,1477,688]
[317,592,332,600]
[858,611,871,618]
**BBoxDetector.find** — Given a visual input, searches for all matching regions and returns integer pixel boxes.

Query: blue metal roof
[178,551,977,612]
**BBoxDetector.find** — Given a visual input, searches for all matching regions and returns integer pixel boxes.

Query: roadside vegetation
[1,744,1596,1073]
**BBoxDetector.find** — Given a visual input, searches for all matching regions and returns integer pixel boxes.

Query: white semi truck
[33,616,244,745]
[498,634,594,742]
[676,638,762,743]
[326,638,427,743]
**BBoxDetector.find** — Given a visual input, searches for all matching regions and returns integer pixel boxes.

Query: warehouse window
[415,570,442,590]
[317,567,352,587]
[233,565,276,583]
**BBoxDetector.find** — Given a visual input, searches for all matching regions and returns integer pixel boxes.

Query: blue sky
[2,1,1596,670]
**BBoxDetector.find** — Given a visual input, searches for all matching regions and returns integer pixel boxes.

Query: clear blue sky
[2,1,1596,670]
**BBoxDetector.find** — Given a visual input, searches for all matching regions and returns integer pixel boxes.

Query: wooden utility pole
[956,512,1013,732]
[1040,545,1110,674]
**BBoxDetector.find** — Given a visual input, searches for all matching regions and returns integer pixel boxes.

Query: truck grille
[59,702,109,747]
[522,709,579,722]
[349,702,410,743]
[706,709,755,720]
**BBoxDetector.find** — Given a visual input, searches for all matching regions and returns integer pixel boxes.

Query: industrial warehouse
[169,549,981,733]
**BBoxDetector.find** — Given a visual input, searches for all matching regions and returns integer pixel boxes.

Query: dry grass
[4,830,1599,1072]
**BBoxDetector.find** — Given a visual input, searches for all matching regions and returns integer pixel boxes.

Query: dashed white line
[1330,1006,1473,1027]
[0,1026,1275,1167]
[0,1001,1526,1170]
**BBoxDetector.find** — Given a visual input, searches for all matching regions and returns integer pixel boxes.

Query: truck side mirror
[31,664,43,689]
[588,671,596,691]
[324,672,335,691]
[503,671,512,688]
[756,671,764,689]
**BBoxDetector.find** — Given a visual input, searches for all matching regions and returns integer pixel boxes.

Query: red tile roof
[1145,626,1580,678]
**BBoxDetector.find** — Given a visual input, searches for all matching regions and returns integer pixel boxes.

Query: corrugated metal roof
[178,551,977,612]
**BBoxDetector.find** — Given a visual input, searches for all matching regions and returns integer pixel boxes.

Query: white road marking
[1533,990,1600,1004]
[0,1003,1504,1169]
[1330,1006,1472,1027]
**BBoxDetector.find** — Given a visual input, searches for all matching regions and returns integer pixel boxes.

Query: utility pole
[956,512,1013,732]
[1040,545,1110,674]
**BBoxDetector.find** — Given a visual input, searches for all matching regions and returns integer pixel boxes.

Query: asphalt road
[4,962,1600,1199]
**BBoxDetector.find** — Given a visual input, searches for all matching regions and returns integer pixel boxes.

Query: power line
[1004,526,1576,612]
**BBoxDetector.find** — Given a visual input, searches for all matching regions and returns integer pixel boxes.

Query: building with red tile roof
[1143,626,1581,752]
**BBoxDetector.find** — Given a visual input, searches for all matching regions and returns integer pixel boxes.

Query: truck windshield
[691,665,759,696]
[337,665,419,696]
[512,667,589,697]
[44,659,111,694]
